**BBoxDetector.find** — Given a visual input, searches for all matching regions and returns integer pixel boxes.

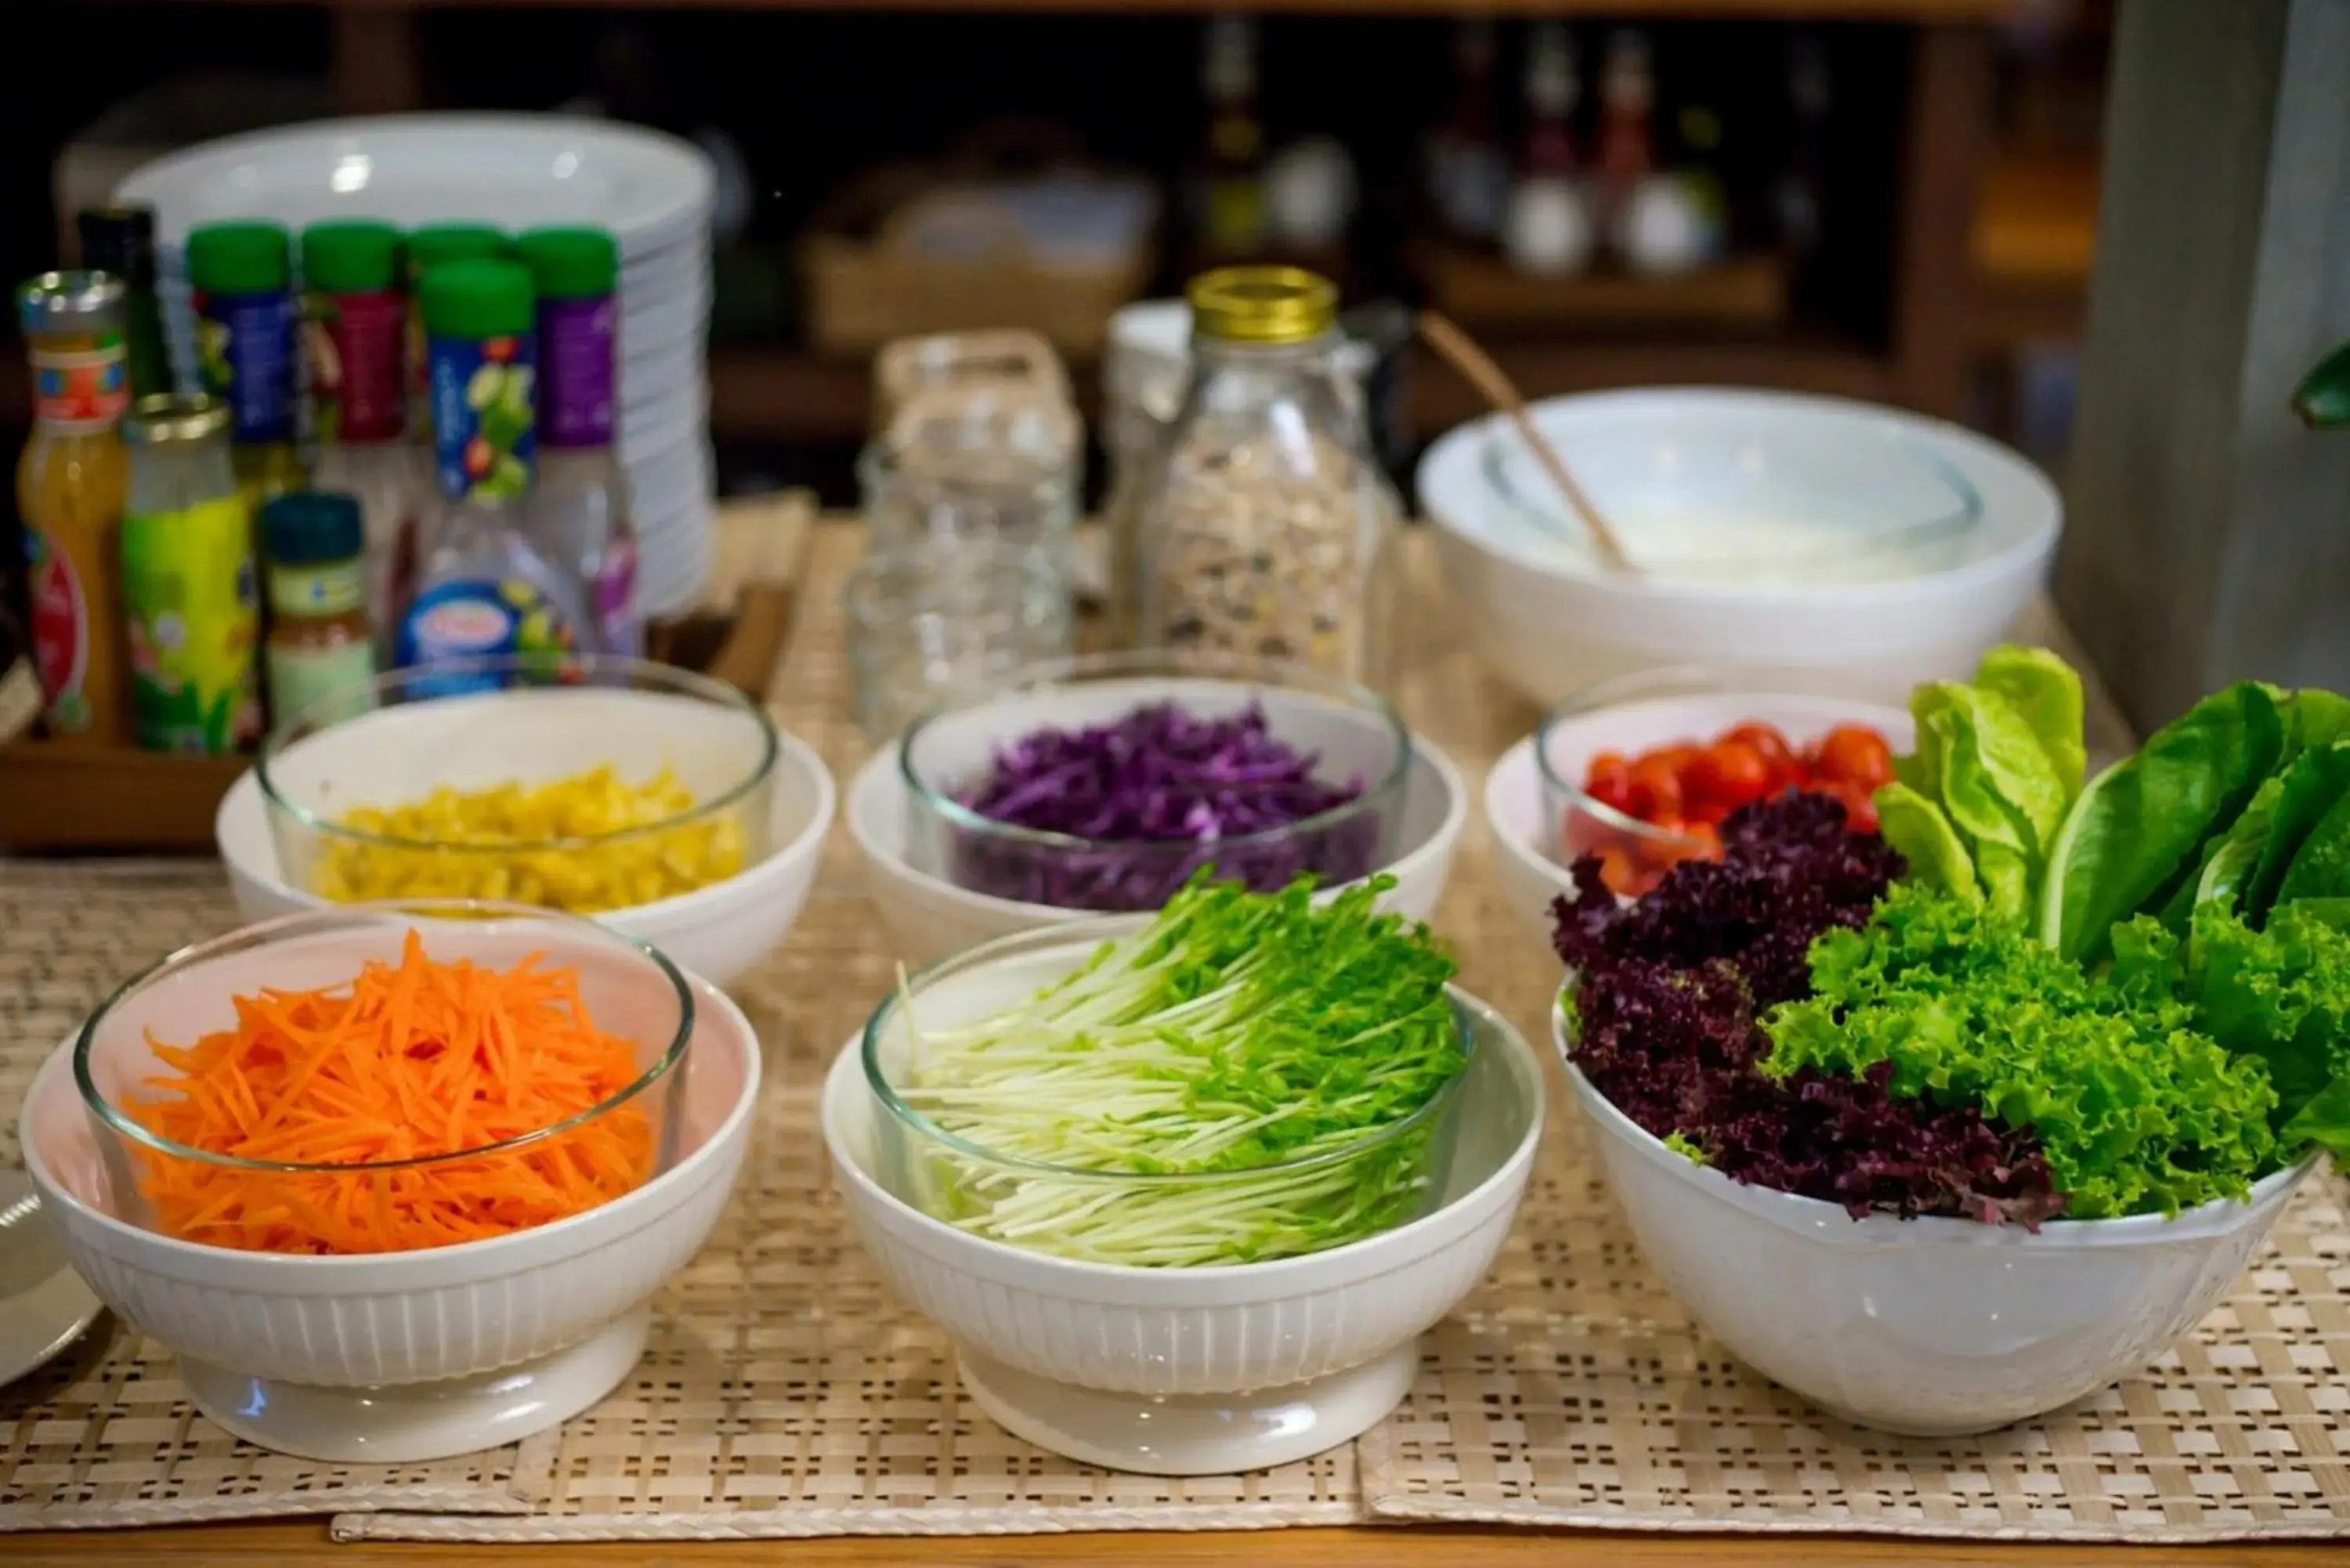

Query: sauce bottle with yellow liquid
[16,271,132,743]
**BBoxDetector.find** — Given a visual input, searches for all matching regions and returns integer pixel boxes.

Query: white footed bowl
[1556,1019,2312,1436]
[1419,389,2062,709]
[21,936,761,1464]
[848,737,1466,968]
[217,694,833,991]
[1486,690,1914,955]
[824,974,1543,1475]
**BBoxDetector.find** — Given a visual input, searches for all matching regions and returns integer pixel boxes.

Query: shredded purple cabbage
[1554,793,2060,1223]
[945,701,1384,912]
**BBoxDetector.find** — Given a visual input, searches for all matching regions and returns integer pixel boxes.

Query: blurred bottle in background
[1503,23,1593,277]
[1426,17,1509,249]
[76,208,172,401]
[1594,31,1657,239]
[1775,35,1832,272]
[1198,14,1267,258]
[303,219,422,663]
[186,221,308,508]
[515,226,640,660]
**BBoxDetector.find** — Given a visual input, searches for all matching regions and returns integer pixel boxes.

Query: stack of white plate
[118,114,718,617]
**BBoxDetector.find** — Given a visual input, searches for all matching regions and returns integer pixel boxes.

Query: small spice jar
[1133,267,1400,689]
[261,491,378,727]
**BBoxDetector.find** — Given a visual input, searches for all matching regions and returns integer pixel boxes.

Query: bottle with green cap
[186,219,306,506]
[404,222,508,443]
[396,259,587,695]
[262,490,378,726]
[303,219,422,656]
[515,225,638,659]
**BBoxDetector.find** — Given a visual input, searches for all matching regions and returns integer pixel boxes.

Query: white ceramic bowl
[1418,389,2063,709]
[1487,685,1914,951]
[848,735,1467,967]
[216,679,833,990]
[1556,1020,2313,1437]
[824,947,1543,1475]
[20,908,762,1463]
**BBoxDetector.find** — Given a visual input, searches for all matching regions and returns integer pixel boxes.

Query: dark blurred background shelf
[5,0,2106,503]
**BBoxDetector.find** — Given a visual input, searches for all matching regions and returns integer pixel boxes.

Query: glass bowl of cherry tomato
[1535,668,1909,898]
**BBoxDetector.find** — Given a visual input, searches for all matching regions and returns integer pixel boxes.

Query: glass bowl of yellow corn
[257,657,779,917]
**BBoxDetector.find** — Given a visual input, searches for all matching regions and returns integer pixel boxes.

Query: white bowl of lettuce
[1560,646,2347,1436]
[821,880,1544,1476]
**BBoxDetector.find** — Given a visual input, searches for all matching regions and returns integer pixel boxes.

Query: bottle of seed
[262,491,377,727]
[186,221,307,508]
[119,393,262,753]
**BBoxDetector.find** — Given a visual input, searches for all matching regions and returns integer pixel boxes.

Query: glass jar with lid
[1134,266,1400,689]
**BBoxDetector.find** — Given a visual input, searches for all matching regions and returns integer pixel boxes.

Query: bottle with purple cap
[515,226,639,659]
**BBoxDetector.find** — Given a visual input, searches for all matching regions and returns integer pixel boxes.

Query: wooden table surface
[9,521,2334,1563]
[9,1520,2345,1564]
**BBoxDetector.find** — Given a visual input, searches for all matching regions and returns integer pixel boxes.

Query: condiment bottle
[1595,31,1658,237]
[302,219,422,659]
[15,270,132,743]
[1504,23,1594,277]
[396,259,587,695]
[1136,266,1400,690]
[514,226,639,659]
[403,223,508,453]
[76,207,172,400]
[262,491,378,727]
[119,394,262,754]
[0,583,38,747]
[1198,15,1267,256]
[186,221,307,507]
[1427,17,1509,247]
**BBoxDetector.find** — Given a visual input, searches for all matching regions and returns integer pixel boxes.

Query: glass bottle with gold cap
[1135,266,1400,688]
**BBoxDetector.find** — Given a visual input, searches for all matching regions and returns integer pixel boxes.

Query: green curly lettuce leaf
[1766,884,2277,1218]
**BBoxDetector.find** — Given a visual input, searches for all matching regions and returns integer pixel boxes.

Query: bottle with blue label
[394,260,588,695]
[186,221,308,508]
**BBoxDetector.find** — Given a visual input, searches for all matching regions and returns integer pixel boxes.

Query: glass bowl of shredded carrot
[257,656,778,917]
[72,900,696,1256]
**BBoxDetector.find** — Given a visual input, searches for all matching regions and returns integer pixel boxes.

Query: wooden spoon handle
[1415,310,1636,574]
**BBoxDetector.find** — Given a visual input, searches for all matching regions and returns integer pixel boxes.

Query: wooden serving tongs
[1415,310,1638,576]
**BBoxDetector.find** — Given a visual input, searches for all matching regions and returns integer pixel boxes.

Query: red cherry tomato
[1590,845,1640,897]
[1626,756,1684,822]
[1720,722,1802,791]
[1809,724,1896,791]
[1685,741,1774,815]
[1583,750,1637,816]
[1820,779,1880,834]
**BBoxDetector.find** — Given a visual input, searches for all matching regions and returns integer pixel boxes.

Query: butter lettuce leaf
[1875,782,1980,904]
[1974,645,2088,800]
[2041,682,2286,963]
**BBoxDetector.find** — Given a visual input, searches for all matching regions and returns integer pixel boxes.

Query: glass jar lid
[16,270,125,334]
[1186,266,1337,345]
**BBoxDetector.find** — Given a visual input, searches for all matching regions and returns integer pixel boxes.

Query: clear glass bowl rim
[255,654,781,858]
[1535,664,1802,855]
[861,917,1474,1187]
[896,649,1414,857]
[74,898,696,1176]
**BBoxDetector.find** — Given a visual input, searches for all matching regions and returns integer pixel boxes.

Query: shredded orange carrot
[125,930,660,1255]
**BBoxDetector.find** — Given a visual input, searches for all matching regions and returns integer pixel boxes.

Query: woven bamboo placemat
[6,521,2347,1544]
[0,865,537,1533]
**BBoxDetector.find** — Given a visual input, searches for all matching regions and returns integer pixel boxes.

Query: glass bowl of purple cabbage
[897,651,1412,914]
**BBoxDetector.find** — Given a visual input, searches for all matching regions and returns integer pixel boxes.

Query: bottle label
[193,288,300,445]
[269,559,367,619]
[593,535,641,657]
[540,297,616,450]
[30,339,129,431]
[395,576,577,695]
[121,497,263,755]
[25,526,93,734]
[268,638,378,728]
[0,653,38,746]
[307,288,407,444]
[428,331,536,501]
